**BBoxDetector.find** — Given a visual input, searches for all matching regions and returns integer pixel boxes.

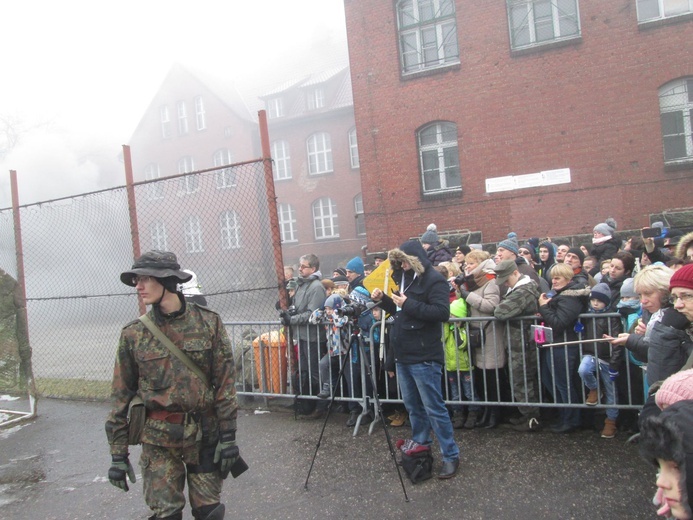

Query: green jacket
[494,276,540,347]
[443,300,470,372]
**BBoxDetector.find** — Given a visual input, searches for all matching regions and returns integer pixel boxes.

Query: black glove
[279,310,292,326]
[458,288,470,299]
[661,309,690,330]
[108,455,136,492]
[213,430,239,479]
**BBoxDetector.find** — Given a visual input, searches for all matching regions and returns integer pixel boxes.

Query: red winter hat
[670,263,693,291]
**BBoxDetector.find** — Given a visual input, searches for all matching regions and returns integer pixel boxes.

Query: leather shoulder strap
[139,314,210,389]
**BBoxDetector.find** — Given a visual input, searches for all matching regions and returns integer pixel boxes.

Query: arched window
[312,197,339,239]
[272,140,292,180]
[220,210,241,249]
[397,0,459,74]
[307,132,333,175]
[348,128,360,169]
[417,122,461,195]
[214,149,236,188]
[184,215,204,253]
[144,163,163,200]
[659,78,693,164]
[354,193,366,236]
[278,203,297,243]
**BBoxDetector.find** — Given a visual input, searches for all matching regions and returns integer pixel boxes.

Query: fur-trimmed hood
[676,231,693,260]
[388,240,431,276]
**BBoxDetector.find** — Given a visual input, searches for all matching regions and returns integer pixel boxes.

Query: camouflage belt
[147,409,215,424]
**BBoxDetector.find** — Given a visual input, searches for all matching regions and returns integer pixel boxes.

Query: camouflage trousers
[140,442,222,518]
[508,340,540,418]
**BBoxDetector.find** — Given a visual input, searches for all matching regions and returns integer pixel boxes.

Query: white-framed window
[278,202,297,243]
[307,132,333,175]
[354,193,366,236]
[637,0,693,22]
[214,149,236,188]
[312,197,339,240]
[267,97,283,119]
[220,210,241,250]
[184,215,204,253]
[160,105,172,139]
[150,221,168,250]
[307,87,325,110]
[195,96,206,131]
[397,0,459,74]
[144,163,163,200]
[271,140,292,180]
[659,78,693,164]
[348,128,360,169]
[418,122,461,195]
[178,156,198,194]
[177,101,189,135]
[507,0,581,50]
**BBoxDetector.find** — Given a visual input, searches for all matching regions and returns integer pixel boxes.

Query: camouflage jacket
[105,303,237,456]
[494,276,540,347]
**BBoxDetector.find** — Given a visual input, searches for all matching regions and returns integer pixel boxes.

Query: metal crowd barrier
[226,312,645,418]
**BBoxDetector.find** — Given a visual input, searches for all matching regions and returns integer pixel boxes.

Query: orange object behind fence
[252,330,288,394]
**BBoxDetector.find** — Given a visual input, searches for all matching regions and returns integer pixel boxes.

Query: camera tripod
[303,323,409,501]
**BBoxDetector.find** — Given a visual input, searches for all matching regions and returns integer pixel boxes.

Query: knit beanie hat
[348,285,372,305]
[333,267,347,277]
[346,256,365,276]
[450,298,468,318]
[656,369,693,410]
[589,283,612,306]
[497,232,519,256]
[567,247,585,265]
[324,294,344,310]
[671,264,693,291]
[593,218,617,236]
[620,277,637,298]
[421,223,439,245]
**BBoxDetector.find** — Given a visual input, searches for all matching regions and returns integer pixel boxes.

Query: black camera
[453,274,466,287]
[336,302,367,318]
[279,305,298,325]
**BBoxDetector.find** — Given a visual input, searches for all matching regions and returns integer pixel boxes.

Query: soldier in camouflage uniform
[106,251,239,520]
[493,259,542,432]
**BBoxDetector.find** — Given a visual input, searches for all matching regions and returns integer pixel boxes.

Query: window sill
[638,11,693,30]
[510,35,582,58]
[421,189,462,202]
[401,62,461,82]
[664,160,693,173]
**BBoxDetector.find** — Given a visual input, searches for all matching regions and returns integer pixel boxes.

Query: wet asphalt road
[0,396,657,519]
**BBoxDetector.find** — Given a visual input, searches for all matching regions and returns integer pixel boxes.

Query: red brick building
[344,0,693,248]
[262,66,367,271]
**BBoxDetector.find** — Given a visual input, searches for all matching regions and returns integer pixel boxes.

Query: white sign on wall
[485,168,571,193]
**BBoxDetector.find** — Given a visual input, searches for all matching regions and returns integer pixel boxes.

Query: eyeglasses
[298,264,312,270]
[519,250,531,255]
[671,293,693,304]
[132,275,153,285]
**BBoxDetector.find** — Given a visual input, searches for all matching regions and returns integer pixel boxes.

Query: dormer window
[267,97,284,119]
[307,88,325,110]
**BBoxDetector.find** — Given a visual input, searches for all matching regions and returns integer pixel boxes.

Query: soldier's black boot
[193,503,225,520]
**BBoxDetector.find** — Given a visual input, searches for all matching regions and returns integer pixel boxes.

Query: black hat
[120,250,192,287]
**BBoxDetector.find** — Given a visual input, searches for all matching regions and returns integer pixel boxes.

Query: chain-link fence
[0,157,286,400]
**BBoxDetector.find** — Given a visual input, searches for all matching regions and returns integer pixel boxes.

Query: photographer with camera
[280,254,327,419]
[371,240,460,479]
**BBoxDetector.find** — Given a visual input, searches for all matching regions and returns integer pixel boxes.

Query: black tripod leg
[357,334,410,502]
[303,339,353,490]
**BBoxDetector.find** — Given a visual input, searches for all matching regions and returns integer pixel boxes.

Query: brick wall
[345,0,693,251]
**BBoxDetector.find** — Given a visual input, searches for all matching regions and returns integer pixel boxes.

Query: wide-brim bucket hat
[120,250,193,287]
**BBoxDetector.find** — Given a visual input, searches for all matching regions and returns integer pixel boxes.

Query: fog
[0,0,348,208]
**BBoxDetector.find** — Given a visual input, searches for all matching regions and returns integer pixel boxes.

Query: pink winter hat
[656,369,693,410]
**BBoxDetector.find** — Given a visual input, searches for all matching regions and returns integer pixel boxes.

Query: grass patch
[36,378,110,401]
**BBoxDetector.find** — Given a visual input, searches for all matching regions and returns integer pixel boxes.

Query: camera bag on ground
[396,439,433,484]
